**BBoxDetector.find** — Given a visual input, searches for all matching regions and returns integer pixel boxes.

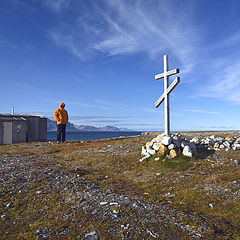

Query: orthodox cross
[155,55,180,136]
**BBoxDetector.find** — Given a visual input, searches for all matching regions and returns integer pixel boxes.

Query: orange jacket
[54,102,68,125]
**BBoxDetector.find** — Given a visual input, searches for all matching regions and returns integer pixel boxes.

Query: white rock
[151,137,158,143]
[209,135,215,140]
[205,138,215,146]
[161,136,172,146]
[223,141,231,148]
[139,153,151,162]
[233,143,240,149]
[152,142,161,151]
[234,160,239,165]
[141,146,147,155]
[182,146,193,157]
[154,157,160,161]
[156,134,164,143]
[100,202,108,206]
[191,137,200,144]
[146,146,156,155]
[168,143,175,150]
[219,144,225,149]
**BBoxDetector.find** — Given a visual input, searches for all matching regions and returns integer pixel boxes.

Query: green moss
[146,154,192,171]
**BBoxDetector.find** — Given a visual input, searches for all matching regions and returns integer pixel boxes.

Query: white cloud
[49,0,200,72]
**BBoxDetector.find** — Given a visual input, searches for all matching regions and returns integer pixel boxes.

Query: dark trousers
[57,124,66,142]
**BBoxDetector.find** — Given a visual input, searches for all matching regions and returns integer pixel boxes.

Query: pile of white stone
[139,133,240,162]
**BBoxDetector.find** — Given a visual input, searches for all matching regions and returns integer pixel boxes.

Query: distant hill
[47,119,133,132]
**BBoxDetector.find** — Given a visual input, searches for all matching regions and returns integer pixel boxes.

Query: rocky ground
[0,131,240,239]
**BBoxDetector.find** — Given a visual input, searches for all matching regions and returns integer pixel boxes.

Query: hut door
[3,122,12,144]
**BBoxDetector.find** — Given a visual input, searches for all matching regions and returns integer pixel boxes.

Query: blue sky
[1,0,240,131]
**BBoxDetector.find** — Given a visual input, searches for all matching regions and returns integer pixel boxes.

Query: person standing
[54,102,68,143]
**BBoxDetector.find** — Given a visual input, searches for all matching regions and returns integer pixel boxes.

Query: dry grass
[1,135,240,238]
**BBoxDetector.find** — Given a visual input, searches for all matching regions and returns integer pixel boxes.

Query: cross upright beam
[155,55,180,136]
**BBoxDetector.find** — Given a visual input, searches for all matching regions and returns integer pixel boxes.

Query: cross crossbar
[155,68,179,80]
[155,77,180,108]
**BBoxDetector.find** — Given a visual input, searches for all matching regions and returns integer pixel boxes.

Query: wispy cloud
[45,0,70,12]
[48,0,200,72]
[196,59,240,104]
[182,108,221,115]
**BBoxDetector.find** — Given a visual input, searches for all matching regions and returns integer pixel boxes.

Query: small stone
[6,203,14,209]
[100,202,108,206]
[84,230,100,240]
[209,203,213,208]
[213,142,220,148]
[1,215,6,219]
[234,160,239,165]
[219,144,225,149]
[110,202,118,206]
[36,191,42,194]
[154,157,160,161]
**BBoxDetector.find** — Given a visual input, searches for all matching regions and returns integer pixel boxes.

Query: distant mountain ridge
[47,119,133,132]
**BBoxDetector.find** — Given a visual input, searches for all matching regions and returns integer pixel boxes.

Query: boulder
[161,136,172,146]
[182,145,193,157]
[158,144,168,156]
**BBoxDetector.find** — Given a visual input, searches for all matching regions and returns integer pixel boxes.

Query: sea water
[47,131,142,141]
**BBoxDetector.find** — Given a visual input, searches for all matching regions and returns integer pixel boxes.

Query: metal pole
[164,55,170,136]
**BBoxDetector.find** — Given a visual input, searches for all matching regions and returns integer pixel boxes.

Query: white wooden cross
[155,55,180,136]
